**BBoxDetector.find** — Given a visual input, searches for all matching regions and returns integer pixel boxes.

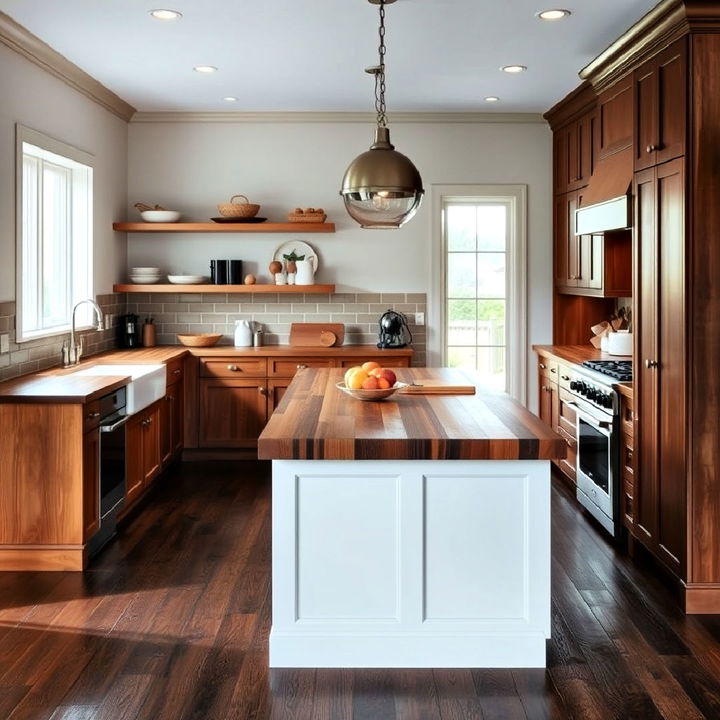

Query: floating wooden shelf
[113,222,335,233]
[113,284,336,294]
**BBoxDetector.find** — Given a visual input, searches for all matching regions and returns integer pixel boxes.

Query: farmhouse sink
[72,364,166,414]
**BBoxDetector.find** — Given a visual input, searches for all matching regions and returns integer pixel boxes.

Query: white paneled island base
[270,458,551,668]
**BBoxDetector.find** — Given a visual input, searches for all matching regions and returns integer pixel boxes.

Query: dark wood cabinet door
[125,413,145,504]
[199,378,268,448]
[579,234,603,290]
[634,167,658,545]
[142,404,161,486]
[598,76,633,159]
[160,395,172,467]
[82,430,100,541]
[553,126,570,194]
[635,39,686,171]
[633,159,686,576]
[555,192,580,291]
[268,379,291,414]
[171,382,184,456]
[656,157,685,574]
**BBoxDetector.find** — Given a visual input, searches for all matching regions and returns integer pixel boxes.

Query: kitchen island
[257,367,567,668]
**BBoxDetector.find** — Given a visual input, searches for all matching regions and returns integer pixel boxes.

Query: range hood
[575,148,632,235]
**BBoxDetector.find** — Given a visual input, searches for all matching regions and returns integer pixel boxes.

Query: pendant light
[340,0,424,229]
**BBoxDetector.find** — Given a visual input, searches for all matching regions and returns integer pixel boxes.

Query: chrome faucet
[64,299,105,366]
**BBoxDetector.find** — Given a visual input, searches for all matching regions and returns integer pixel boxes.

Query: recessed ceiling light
[150,9,182,20]
[537,8,571,21]
[193,65,218,74]
[501,65,527,74]
[223,97,238,102]
[484,96,500,103]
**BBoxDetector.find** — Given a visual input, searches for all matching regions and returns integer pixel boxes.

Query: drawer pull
[259,386,268,396]
[539,363,546,370]
[296,364,308,370]
[86,411,100,419]
[644,359,658,369]
[646,144,657,153]
[173,369,181,375]
[227,364,240,372]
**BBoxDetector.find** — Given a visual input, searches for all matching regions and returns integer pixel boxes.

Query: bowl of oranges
[336,361,407,401]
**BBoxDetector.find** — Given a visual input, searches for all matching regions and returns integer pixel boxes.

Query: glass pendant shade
[341,127,424,228]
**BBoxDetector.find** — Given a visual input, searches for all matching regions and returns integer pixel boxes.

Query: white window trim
[429,184,528,405]
[15,125,94,343]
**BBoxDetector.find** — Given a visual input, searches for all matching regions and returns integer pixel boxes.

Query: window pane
[477,205,506,251]
[447,253,476,298]
[477,253,505,298]
[22,156,39,334]
[447,205,476,251]
[448,346,477,371]
[477,299,506,345]
[447,299,476,346]
[477,347,506,391]
[42,163,70,328]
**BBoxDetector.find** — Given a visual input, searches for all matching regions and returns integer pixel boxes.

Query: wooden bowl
[335,381,408,402]
[176,333,222,347]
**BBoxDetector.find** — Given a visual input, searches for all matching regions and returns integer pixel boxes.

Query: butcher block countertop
[0,346,189,404]
[258,367,567,461]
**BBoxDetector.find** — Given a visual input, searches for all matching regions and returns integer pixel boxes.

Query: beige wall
[0,42,128,302]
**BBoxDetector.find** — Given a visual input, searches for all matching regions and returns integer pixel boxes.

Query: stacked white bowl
[129,267,162,284]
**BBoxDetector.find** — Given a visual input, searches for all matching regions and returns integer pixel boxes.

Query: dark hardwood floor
[1,461,720,719]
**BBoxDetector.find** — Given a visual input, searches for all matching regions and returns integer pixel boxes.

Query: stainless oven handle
[100,415,130,433]
[565,401,612,431]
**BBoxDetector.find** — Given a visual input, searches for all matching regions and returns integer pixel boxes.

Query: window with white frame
[16,126,93,342]
[432,186,527,402]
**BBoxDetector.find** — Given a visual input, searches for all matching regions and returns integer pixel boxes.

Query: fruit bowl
[336,381,408,402]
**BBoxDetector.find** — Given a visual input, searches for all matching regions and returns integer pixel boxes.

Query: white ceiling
[0,0,660,113]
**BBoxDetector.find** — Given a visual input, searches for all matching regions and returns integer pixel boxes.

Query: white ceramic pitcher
[295,257,315,285]
[234,319,253,347]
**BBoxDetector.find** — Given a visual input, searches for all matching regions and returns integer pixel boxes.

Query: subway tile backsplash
[0,292,426,381]
[127,292,427,366]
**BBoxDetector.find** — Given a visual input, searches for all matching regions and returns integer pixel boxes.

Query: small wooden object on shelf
[288,207,327,223]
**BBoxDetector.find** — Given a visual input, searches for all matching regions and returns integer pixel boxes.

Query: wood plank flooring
[0,461,719,719]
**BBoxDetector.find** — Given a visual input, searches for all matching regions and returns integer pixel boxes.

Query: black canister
[214,259,229,284]
[228,259,243,284]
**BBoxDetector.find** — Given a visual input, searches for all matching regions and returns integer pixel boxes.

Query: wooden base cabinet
[126,401,162,506]
[199,379,268,448]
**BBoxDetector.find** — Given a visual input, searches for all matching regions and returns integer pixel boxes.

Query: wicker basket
[216,194,261,218]
[176,332,222,347]
[288,211,327,223]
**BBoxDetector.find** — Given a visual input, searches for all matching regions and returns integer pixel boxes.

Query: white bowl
[130,276,161,284]
[167,275,208,284]
[140,210,181,223]
[130,267,161,273]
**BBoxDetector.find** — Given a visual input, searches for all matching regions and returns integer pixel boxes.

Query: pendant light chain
[375,0,388,128]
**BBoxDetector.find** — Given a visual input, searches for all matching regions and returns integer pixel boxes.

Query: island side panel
[270,458,551,668]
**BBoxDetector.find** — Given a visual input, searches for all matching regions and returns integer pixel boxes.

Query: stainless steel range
[565,360,632,536]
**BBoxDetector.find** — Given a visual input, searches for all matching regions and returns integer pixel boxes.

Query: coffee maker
[377,309,412,349]
[118,313,140,348]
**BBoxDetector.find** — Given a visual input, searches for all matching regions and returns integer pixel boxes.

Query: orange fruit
[362,361,381,372]
[348,370,369,390]
[377,377,391,389]
[380,368,397,386]
[344,366,362,386]
[361,376,379,390]
[369,367,384,379]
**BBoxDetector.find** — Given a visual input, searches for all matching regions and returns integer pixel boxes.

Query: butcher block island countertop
[258,367,566,461]
[261,367,565,670]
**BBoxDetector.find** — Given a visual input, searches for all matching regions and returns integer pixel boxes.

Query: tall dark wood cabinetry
[547,5,720,612]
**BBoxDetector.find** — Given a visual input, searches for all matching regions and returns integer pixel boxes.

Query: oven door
[575,408,614,523]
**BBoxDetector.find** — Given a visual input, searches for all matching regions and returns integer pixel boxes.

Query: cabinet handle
[296,364,308,370]
[227,364,240,372]
[167,395,174,402]
[645,359,659,369]
[561,374,570,381]
[539,363,546,370]
[569,274,577,280]
[87,411,100,419]
[646,144,657,153]
[259,386,268,396]
[173,369,181,375]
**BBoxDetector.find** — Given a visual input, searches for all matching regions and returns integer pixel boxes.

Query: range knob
[570,380,578,391]
[587,388,597,401]
[577,382,587,395]
[602,394,613,409]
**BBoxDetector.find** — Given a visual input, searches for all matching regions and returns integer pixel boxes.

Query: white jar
[234,320,253,347]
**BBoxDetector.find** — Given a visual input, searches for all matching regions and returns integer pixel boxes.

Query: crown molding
[0,11,135,122]
[130,111,547,125]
